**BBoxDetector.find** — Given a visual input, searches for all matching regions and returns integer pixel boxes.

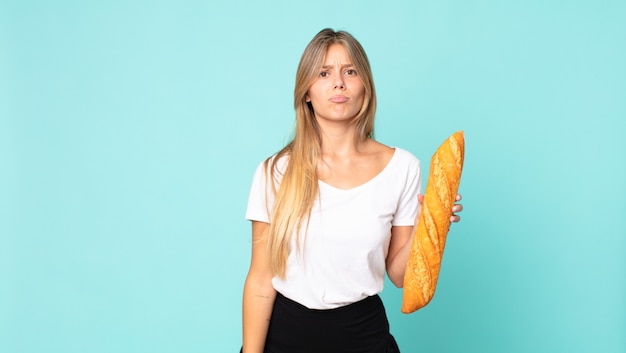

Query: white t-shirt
[245,147,422,309]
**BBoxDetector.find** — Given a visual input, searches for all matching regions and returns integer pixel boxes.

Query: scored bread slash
[401,131,465,314]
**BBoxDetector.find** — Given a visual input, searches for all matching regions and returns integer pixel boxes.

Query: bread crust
[401,131,465,313]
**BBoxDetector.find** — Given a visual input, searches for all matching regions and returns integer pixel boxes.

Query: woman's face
[306,43,365,126]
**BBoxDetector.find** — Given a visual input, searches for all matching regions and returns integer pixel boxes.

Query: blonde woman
[241,28,462,353]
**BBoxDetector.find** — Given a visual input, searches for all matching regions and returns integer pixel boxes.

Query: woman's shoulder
[266,151,290,170]
[369,139,419,164]
[391,146,420,164]
[251,151,290,183]
[367,141,420,176]
[377,146,421,180]
[369,140,417,160]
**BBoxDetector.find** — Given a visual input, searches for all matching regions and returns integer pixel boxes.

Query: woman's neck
[318,122,367,158]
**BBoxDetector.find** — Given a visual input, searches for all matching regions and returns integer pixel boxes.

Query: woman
[241,28,462,353]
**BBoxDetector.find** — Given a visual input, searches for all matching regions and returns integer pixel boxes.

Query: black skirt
[242,292,401,353]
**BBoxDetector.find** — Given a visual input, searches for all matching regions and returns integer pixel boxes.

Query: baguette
[401,131,465,314]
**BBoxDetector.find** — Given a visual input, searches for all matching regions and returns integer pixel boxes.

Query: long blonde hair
[265,28,377,277]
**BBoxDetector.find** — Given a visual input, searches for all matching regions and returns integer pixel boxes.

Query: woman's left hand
[451,194,463,223]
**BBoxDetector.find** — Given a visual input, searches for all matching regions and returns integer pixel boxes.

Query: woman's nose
[334,78,345,90]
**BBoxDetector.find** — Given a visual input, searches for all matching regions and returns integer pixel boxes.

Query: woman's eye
[345,69,357,76]
[319,71,329,77]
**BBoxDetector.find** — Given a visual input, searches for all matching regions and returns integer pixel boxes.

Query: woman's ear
[305,94,311,102]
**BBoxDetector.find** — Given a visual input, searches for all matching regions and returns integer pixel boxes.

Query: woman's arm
[242,221,276,353]
[386,195,463,287]
[386,225,414,287]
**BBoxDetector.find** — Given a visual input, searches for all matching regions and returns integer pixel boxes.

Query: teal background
[1,0,625,352]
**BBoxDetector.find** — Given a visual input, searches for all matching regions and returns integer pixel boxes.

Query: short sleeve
[245,161,273,222]
[391,153,422,227]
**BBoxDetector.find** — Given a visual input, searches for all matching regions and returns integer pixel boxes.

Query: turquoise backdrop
[1,1,625,352]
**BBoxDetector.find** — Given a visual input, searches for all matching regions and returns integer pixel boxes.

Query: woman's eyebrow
[321,64,355,69]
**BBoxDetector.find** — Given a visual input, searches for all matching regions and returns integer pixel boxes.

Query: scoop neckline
[318,147,399,192]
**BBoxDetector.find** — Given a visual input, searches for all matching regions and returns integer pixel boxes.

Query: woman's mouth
[329,95,348,103]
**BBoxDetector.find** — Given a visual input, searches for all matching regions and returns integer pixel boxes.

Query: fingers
[413,194,424,226]
[422,193,464,224]
[451,194,463,223]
